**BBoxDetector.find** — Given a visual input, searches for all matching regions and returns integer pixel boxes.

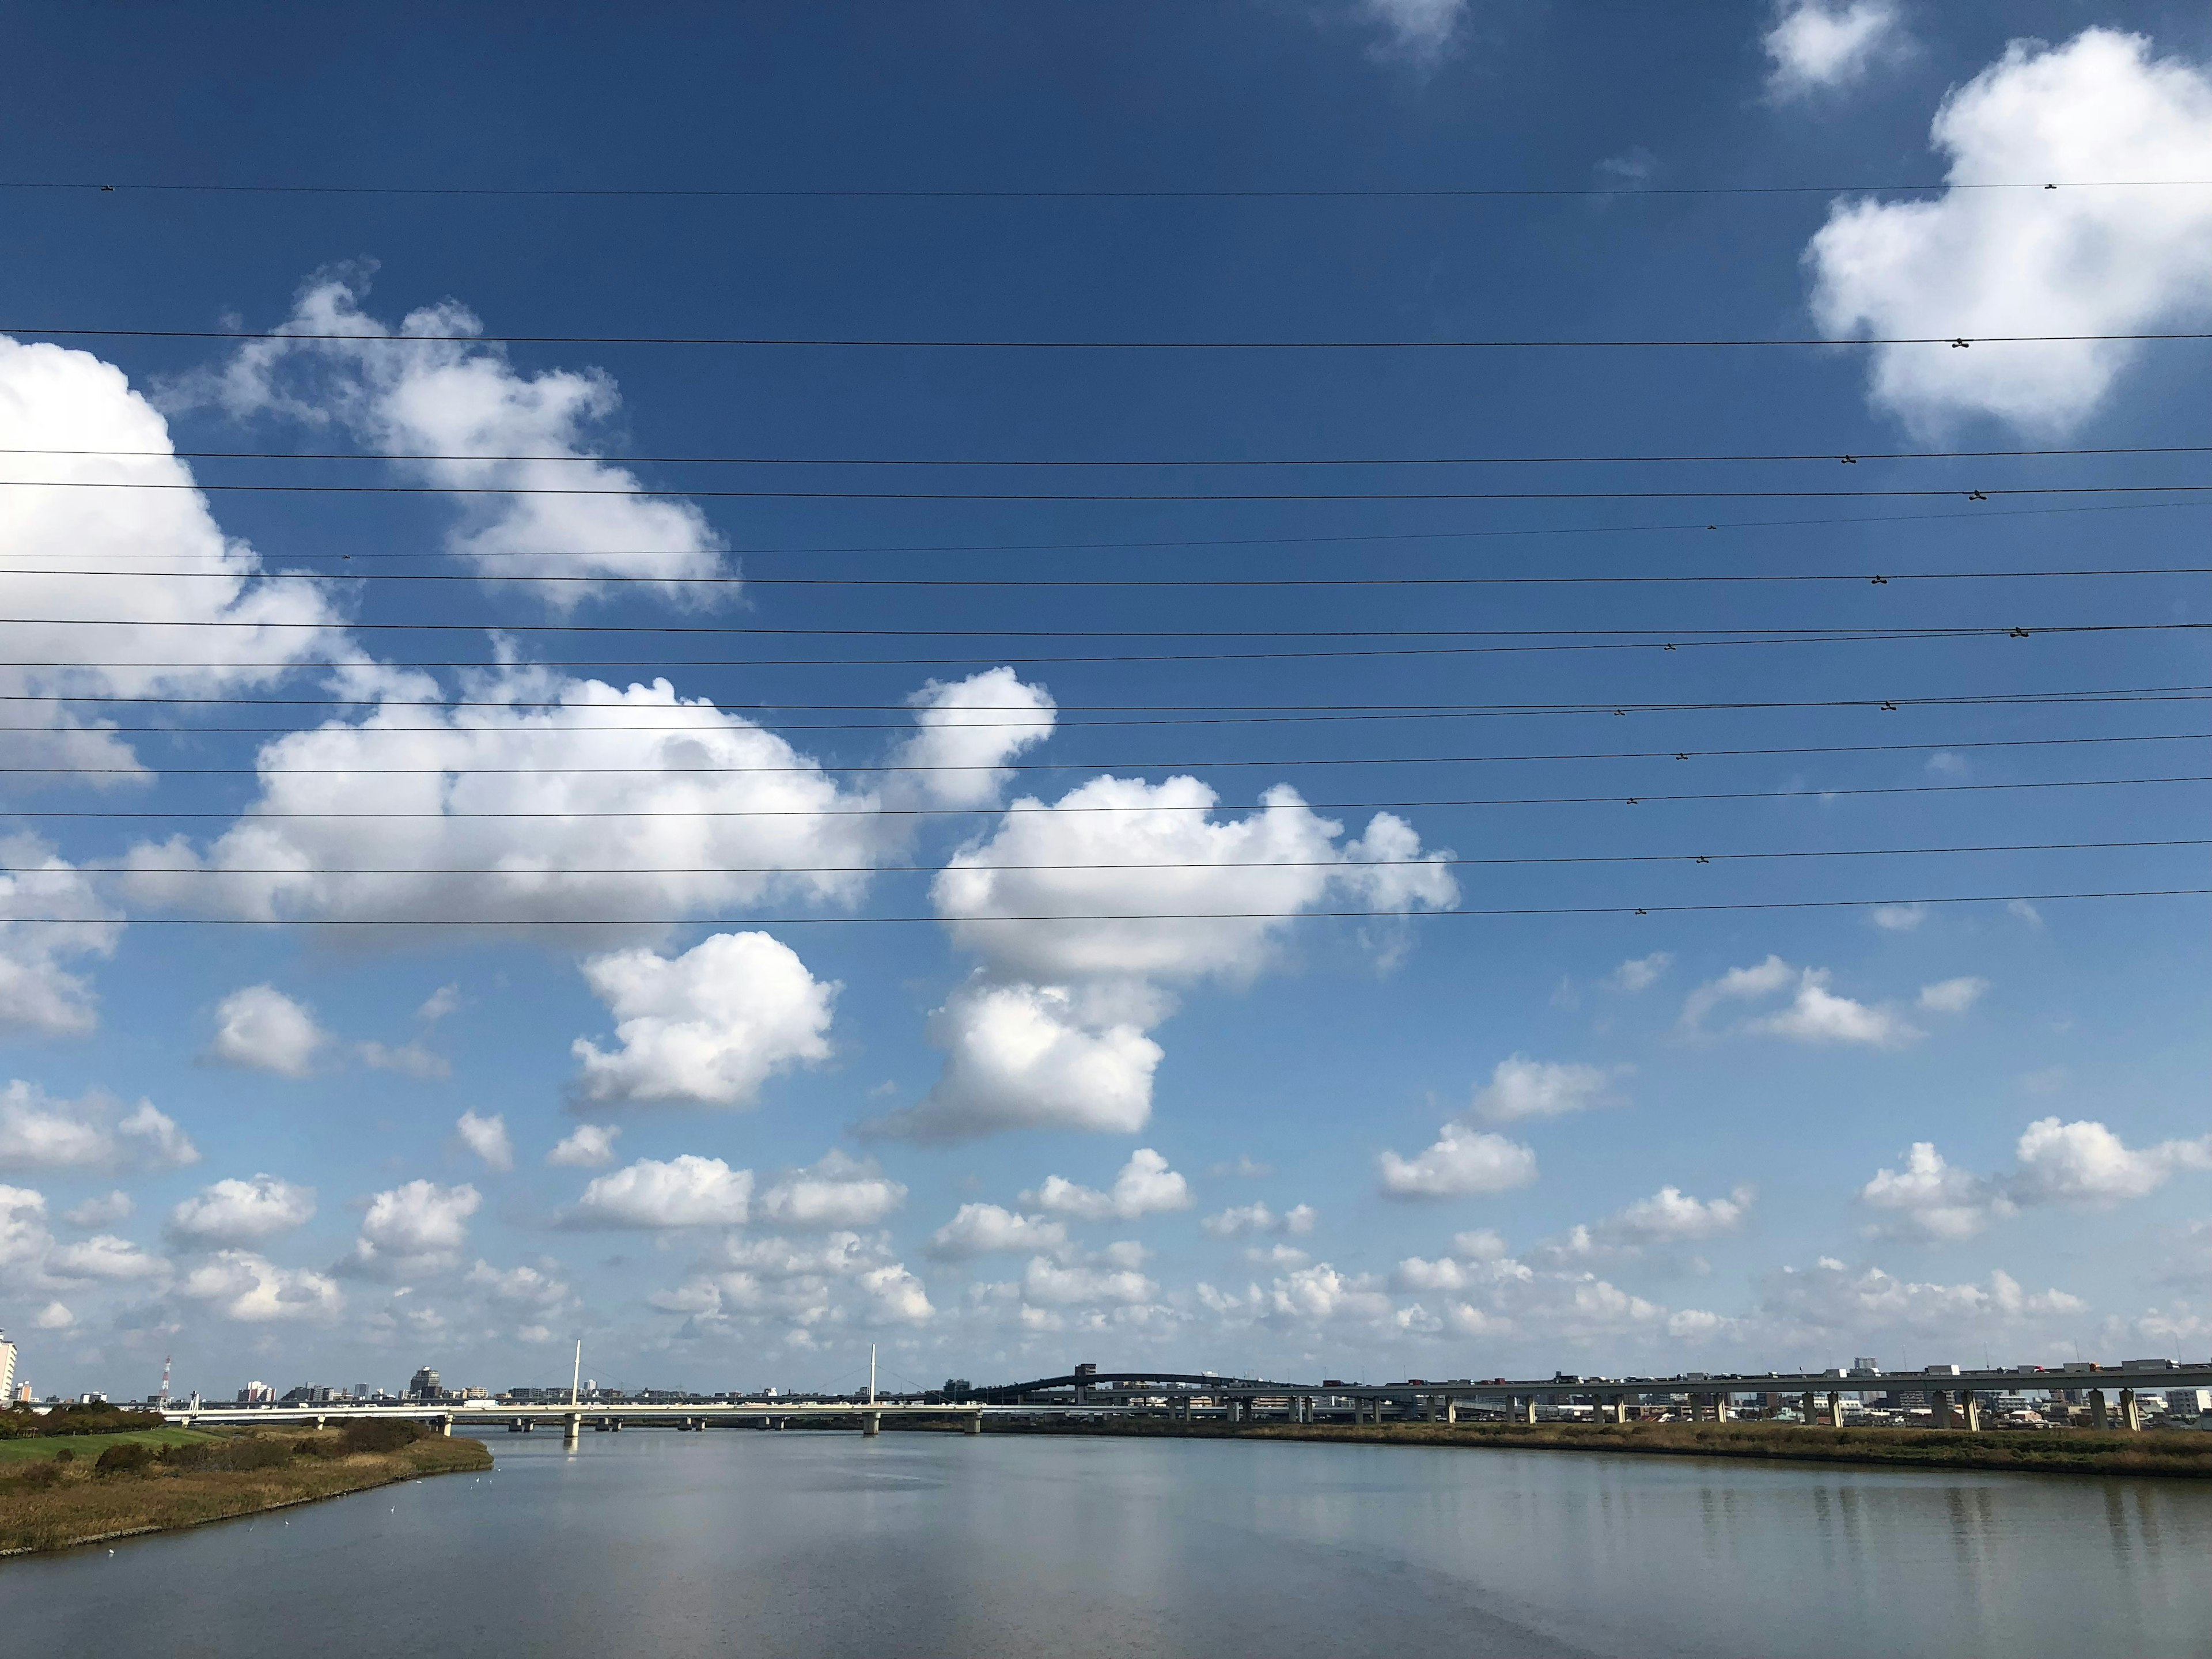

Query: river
[6,1431,2210,1657]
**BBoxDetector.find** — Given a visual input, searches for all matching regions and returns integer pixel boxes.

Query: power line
[14,324,2212,351]
[7,730,2205,777]
[24,835,2206,876]
[13,177,2212,200]
[7,886,2208,925]
[5,564,2210,590]
[12,476,2212,503]
[14,440,2212,467]
[5,681,2206,721]
[7,773,2210,818]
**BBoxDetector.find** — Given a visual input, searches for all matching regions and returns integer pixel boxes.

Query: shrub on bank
[0,1402,165,1440]
[93,1442,157,1474]
[341,1419,429,1455]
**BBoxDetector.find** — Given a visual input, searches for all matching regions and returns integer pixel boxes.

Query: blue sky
[2,0,2211,1399]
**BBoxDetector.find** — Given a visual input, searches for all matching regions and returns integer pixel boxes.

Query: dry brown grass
[0,1427,493,1555]
[1002,1417,2212,1478]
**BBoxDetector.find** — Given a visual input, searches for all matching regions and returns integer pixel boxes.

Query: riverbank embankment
[987,1416,2212,1478]
[0,1421,493,1555]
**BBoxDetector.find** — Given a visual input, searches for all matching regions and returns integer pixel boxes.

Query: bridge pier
[1960,1392,1982,1433]
[1521,1396,1537,1426]
[965,1410,983,1435]
[1933,1391,1953,1430]
[1825,1391,1843,1428]
[2122,1389,2141,1432]
[439,1414,454,1437]
[1710,1393,1729,1425]
[1445,1398,1459,1426]
[862,1411,881,1437]
[564,1414,581,1447]
[2090,1391,2109,1430]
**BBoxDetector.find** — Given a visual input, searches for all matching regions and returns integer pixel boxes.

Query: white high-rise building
[0,1331,17,1402]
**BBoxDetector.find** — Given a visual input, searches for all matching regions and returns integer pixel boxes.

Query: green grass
[0,1427,215,1464]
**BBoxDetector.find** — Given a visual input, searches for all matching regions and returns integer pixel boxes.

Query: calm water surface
[6,1431,2211,1658]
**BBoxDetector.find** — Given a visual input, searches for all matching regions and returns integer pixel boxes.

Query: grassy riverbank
[995,1417,2212,1478]
[0,1422,492,1555]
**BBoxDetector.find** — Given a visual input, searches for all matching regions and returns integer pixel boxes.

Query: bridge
[165,1357,2212,1441]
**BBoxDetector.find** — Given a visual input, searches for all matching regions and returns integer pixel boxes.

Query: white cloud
[33,1300,73,1330]
[207,985,327,1078]
[183,267,724,598]
[1685,957,1921,1048]
[1862,1118,2212,1239]
[1377,1123,1538,1199]
[926,1203,1070,1260]
[1870,904,1926,932]
[756,1150,907,1230]
[1020,1255,1158,1307]
[1471,1055,1627,1121]
[1604,1185,1754,1245]
[887,668,1057,809]
[1918,976,1989,1014]
[649,1229,931,1334]
[547,1123,621,1168]
[1361,0,1466,62]
[167,1175,316,1245]
[868,980,1164,1142]
[900,777,1453,1139]
[123,668,895,934]
[1202,1201,1317,1238]
[181,1249,343,1322]
[48,1233,168,1282]
[572,932,837,1107]
[1024,1148,1192,1222]
[343,1179,480,1275]
[62,1190,131,1228]
[0,838,121,1037]
[455,1111,514,1173]
[2011,1116,2212,1205]
[1760,1257,2083,1345]
[0,1083,196,1173]
[1808,27,2212,434]
[465,1259,571,1310]
[1749,975,1920,1048]
[0,335,346,780]
[1764,1,1904,98]
[1859,1141,2012,1239]
[934,779,1455,988]
[859,1263,935,1325]
[1606,952,1673,993]
[566,1154,752,1229]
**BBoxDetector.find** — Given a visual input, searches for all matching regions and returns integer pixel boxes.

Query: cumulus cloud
[181,1250,343,1321]
[1682,956,1932,1048]
[342,1180,481,1275]
[886,668,1057,810]
[167,1175,317,1245]
[33,1300,73,1330]
[0,838,121,1036]
[1021,1255,1158,1307]
[206,985,328,1077]
[885,777,1453,1139]
[572,932,837,1107]
[566,1154,752,1229]
[62,1190,131,1228]
[180,267,724,597]
[756,1150,907,1230]
[0,1083,196,1173]
[1861,1117,2212,1238]
[926,1203,1070,1260]
[1201,1201,1317,1238]
[1761,1256,2083,1346]
[1024,1148,1192,1222]
[1603,1185,1753,1245]
[454,1111,514,1173]
[465,1258,572,1310]
[1377,1123,1537,1199]
[48,1233,168,1282]
[123,668,895,934]
[1764,1,1905,98]
[0,334,346,781]
[1808,28,2212,434]
[547,1123,621,1168]
[650,1229,933,1334]
[870,980,1164,1143]
[1471,1055,1628,1121]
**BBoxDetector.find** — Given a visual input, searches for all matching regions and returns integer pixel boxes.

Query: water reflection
[5,1434,2210,1658]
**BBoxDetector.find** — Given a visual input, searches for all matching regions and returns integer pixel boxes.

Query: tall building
[408,1366,443,1400]
[0,1331,16,1402]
